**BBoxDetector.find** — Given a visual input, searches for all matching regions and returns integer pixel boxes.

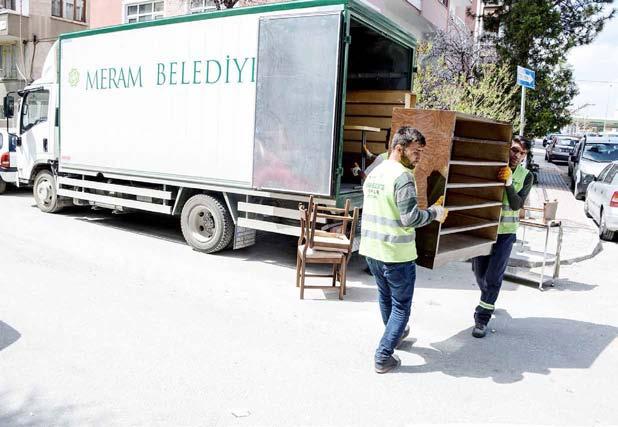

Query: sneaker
[396,325,410,349]
[472,323,487,338]
[375,354,401,374]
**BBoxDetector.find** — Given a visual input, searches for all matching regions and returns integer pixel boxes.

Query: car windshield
[582,143,618,162]
[557,138,577,146]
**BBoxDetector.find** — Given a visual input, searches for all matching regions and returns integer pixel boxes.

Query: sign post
[516,66,535,136]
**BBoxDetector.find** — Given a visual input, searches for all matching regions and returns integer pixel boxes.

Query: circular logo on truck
[68,68,80,87]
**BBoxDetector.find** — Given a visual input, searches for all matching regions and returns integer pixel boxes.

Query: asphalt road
[1,179,617,426]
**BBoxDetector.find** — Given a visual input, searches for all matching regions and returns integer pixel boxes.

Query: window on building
[51,0,87,22]
[0,45,18,80]
[190,0,216,13]
[0,0,16,10]
[126,1,164,23]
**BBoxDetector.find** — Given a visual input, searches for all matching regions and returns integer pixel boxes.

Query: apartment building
[0,0,89,105]
[90,0,479,37]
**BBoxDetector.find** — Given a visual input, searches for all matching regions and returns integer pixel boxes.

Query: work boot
[472,323,487,338]
[396,325,410,349]
[375,354,401,374]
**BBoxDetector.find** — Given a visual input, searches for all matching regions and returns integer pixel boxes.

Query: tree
[213,0,240,9]
[413,21,519,125]
[482,0,615,136]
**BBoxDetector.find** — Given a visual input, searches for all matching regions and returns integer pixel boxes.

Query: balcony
[0,10,30,42]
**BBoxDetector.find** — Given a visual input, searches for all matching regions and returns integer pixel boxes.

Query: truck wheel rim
[37,178,53,206]
[189,206,216,243]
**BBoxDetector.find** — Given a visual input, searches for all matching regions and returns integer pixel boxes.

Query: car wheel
[573,175,584,200]
[583,199,592,218]
[599,209,616,241]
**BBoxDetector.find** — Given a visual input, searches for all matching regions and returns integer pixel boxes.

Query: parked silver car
[573,138,618,199]
[584,161,618,241]
[545,135,579,163]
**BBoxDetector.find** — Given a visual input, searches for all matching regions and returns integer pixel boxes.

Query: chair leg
[300,258,306,300]
[339,261,347,300]
[339,261,346,299]
[331,264,337,287]
[296,254,302,288]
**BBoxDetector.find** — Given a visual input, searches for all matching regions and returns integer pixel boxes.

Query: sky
[568,12,618,120]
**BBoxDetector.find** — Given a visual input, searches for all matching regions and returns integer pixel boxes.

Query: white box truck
[3,0,421,252]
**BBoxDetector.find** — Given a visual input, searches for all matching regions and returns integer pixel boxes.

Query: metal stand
[531,219,563,290]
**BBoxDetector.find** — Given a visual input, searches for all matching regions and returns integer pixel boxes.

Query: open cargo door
[252,12,342,196]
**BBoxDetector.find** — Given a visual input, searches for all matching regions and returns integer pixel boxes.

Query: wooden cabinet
[390,108,513,269]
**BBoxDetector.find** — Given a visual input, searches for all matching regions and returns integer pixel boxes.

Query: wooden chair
[296,197,359,300]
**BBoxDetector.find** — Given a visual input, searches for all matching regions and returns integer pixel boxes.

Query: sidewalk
[506,148,602,286]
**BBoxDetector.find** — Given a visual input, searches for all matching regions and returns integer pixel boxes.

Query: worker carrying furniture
[359,126,448,374]
[471,137,533,338]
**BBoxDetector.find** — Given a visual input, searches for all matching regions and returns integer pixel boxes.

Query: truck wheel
[33,170,63,213]
[0,178,6,194]
[180,194,234,253]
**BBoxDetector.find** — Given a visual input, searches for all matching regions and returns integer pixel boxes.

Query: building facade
[90,0,479,36]
[0,0,89,112]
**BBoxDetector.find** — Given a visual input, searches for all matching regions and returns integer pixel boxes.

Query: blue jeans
[366,257,416,364]
[471,233,516,325]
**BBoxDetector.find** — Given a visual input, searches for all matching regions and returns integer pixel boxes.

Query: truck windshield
[582,143,618,162]
[22,90,49,132]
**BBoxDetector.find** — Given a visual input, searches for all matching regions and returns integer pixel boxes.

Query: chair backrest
[543,200,558,221]
[307,196,360,252]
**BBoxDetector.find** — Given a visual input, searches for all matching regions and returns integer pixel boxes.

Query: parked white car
[0,128,17,194]
[584,161,618,241]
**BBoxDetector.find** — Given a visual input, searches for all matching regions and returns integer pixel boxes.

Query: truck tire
[33,170,63,213]
[0,178,6,194]
[180,194,234,253]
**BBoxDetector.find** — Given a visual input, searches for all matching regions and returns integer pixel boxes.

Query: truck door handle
[43,138,48,152]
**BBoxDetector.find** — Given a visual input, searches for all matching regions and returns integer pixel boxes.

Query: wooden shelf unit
[390,108,512,269]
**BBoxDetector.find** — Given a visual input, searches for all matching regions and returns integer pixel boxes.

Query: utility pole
[519,86,526,137]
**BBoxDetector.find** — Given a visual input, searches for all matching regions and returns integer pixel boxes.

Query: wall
[89,0,122,28]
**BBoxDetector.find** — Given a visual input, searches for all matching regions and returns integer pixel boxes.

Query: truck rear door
[252,12,343,197]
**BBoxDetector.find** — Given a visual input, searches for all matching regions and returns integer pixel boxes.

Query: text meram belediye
[84,56,256,90]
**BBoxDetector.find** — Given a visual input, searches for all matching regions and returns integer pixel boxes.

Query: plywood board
[346,104,400,117]
[346,90,410,104]
[446,186,504,203]
[451,138,510,162]
[391,108,456,209]
[345,116,393,129]
[454,119,512,142]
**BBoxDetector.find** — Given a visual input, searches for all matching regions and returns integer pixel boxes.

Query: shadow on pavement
[1,187,31,198]
[547,278,598,292]
[0,391,101,427]
[396,310,618,383]
[0,321,20,352]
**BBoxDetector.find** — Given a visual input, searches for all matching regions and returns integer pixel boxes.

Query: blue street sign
[517,66,535,89]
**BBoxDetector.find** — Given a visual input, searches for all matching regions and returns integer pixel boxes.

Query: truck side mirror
[8,133,20,149]
[3,94,15,119]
